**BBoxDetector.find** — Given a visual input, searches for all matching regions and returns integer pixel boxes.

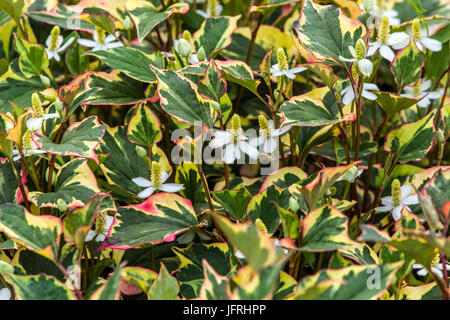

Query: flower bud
[57,199,68,212]
[123,16,132,30]
[55,98,64,113]
[177,38,192,58]
[211,101,221,112]
[45,167,57,185]
[40,75,51,88]
[197,47,206,61]
[183,30,193,46]
[289,197,300,212]
[437,129,445,144]
[32,93,44,117]
[0,260,14,275]
[135,145,147,158]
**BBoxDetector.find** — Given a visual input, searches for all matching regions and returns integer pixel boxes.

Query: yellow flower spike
[351,63,359,81]
[258,115,271,139]
[255,218,268,234]
[231,114,242,131]
[183,30,193,45]
[151,161,162,189]
[378,15,390,44]
[277,47,288,71]
[22,130,33,151]
[208,0,218,17]
[412,78,422,96]
[95,214,107,235]
[355,39,367,60]
[49,25,60,51]
[391,179,401,207]
[96,27,106,44]
[412,19,422,41]
[31,92,44,118]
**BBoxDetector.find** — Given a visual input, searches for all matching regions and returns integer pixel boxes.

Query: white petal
[388,32,410,49]
[137,186,156,199]
[105,34,117,43]
[285,70,296,79]
[290,66,306,74]
[362,90,377,101]
[417,97,430,108]
[26,117,44,131]
[46,50,54,60]
[358,59,373,77]
[412,264,424,269]
[159,183,185,193]
[53,52,61,62]
[42,113,60,120]
[348,45,356,58]
[270,64,280,73]
[342,87,355,105]
[426,90,443,99]
[415,40,424,52]
[381,196,394,206]
[105,215,114,229]
[223,143,237,164]
[105,42,123,50]
[210,135,232,149]
[161,171,169,184]
[417,268,428,276]
[263,138,278,153]
[85,230,97,242]
[392,206,403,221]
[239,141,259,159]
[403,194,419,206]
[375,205,393,212]
[78,38,97,47]
[271,70,285,77]
[363,83,380,91]
[421,79,432,91]
[57,37,75,53]
[400,185,412,198]
[367,42,381,56]
[0,288,11,300]
[431,267,443,278]
[235,250,245,259]
[339,55,356,63]
[132,177,153,188]
[421,38,442,52]
[95,233,106,242]
[380,45,395,62]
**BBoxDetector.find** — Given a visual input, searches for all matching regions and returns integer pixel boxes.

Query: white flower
[367,16,410,62]
[410,20,442,52]
[132,162,184,199]
[209,114,260,164]
[78,30,123,51]
[85,215,114,242]
[401,78,444,108]
[375,182,419,221]
[413,254,449,279]
[270,64,306,80]
[337,166,363,183]
[65,265,81,290]
[12,131,46,162]
[0,288,11,300]
[341,82,379,105]
[255,118,291,153]
[26,113,60,132]
[45,36,74,62]
[360,0,400,26]
[339,39,373,77]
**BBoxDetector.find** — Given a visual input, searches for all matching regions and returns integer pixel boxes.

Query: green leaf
[388,235,437,267]
[90,263,124,300]
[0,0,24,23]
[338,243,379,265]
[375,91,420,118]
[281,87,355,127]
[174,162,208,213]
[173,243,232,299]
[289,263,402,299]
[126,0,189,41]
[33,115,106,163]
[301,204,357,252]
[107,193,199,249]
[0,158,21,204]
[425,42,449,80]
[260,166,308,191]
[127,103,162,147]
[212,188,252,221]
[65,41,89,76]
[121,266,158,294]
[424,169,450,217]
[86,47,164,83]
[391,40,424,86]
[0,204,62,262]
[198,260,229,300]
[9,274,76,300]
[357,224,391,242]
[148,263,180,300]
[14,34,49,78]
[26,5,95,31]
[293,0,365,64]
[247,185,290,235]
[212,214,285,271]
[193,16,240,59]
[198,60,227,101]
[29,158,101,209]
[80,12,115,36]
[150,66,214,128]
[384,110,436,163]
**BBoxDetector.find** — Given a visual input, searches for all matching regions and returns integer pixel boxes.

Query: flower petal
[85,230,97,242]
[416,268,428,276]
[381,196,394,206]
[0,288,11,300]
[223,143,236,164]
[342,86,355,105]
[78,38,97,47]
[421,37,442,52]
[392,205,403,221]
[239,141,259,159]
[400,184,413,198]
[403,194,419,206]
[159,183,185,193]
[132,177,153,188]
[26,118,44,131]
[358,59,373,77]
[137,186,156,199]
[375,205,393,212]
[380,45,395,62]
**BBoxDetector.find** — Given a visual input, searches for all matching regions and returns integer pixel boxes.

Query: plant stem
[196,163,214,212]
[7,156,30,211]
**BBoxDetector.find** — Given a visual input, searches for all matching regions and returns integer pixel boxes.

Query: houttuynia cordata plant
[0,0,448,301]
